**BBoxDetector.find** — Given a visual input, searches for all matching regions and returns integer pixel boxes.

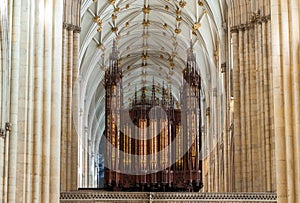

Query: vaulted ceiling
[79,0,228,152]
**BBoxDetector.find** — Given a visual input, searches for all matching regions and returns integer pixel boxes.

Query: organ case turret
[104,41,203,191]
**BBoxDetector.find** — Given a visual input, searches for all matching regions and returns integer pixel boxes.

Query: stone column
[267,20,276,192]
[288,0,300,202]
[257,20,265,192]
[0,0,9,201]
[2,0,63,202]
[71,30,80,190]
[231,30,242,191]
[262,20,272,192]
[239,28,247,192]
[244,26,252,191]
[7,0,21,201]
[230,0,274,193]
[271,0,300,202]
[60,25,80,191]
[60,0,81,192]
[50,1,63,201]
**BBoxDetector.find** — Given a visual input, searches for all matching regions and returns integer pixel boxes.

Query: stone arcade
[0,0,299,203]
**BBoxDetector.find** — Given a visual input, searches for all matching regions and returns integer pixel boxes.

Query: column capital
[63,22,81,33]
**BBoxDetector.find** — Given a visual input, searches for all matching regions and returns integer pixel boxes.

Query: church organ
[104,40,203,192]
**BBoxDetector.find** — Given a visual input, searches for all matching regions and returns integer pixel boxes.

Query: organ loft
[104,40,203,192]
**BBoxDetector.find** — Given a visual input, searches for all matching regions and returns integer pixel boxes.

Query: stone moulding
[230,14,271,33]
[63,22,81,33]
[60,192,277,202]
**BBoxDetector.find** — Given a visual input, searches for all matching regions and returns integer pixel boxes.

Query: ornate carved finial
[151,77,156,105]
[169,85,174,107]
[162,82,167,106]
[141,87,147,103]
[105,38,122,87]
[134,87,138,104]
[187,40,196,62]
[110,39,118,60]
[183,39,200,87]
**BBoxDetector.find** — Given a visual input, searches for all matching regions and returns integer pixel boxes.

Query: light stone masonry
[0,0,299,203]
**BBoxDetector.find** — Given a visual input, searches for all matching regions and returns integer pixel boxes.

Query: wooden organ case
[104,41,203,192]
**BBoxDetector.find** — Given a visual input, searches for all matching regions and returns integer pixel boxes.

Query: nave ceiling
[79,0,228,154]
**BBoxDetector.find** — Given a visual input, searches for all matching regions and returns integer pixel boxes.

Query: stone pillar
[290,0,300,200]
[0,0,63,202]
[60,0,81,192]
[0,0,9,202]
[230,0,274,193]
[231,30,242,191]
[50,1,63,201]
[256,20,265,192]
[239,27,246,192]
[7,0,22,201]
[271,0,300,202]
